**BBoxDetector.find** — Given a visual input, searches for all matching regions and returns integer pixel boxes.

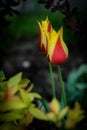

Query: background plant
[0,71,48,130]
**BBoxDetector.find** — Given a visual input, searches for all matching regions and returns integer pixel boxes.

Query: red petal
[47,22,51,32]
[52,37,67,64]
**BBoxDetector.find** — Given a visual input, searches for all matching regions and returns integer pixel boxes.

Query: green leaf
[0,123,21,130]
[29,107,48,120]
[0,123,11,130]
[37,99,50,113]
[19,78,30,88]
[0,97,27,112]
[66,64,87,102]
[19,110,34,125]
[28,92,41,102]
[0,81,7,91]
[0,70,5,81]
[27,84,33,92]
[0,112,23,122]
[19,88,30,105]
[6,85,19,96]
[7,72,22,88]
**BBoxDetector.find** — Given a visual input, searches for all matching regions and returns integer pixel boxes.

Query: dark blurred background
[0,0,87,100]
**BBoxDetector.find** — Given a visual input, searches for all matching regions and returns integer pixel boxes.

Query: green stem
[57,65,66,106]
[48,62,56,98]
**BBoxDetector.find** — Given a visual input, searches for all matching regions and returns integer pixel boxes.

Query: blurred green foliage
[0,71,48,130]
[5,10,64,37]
[0,0,87,48]
[4,9,87,45]
[1,9,65,47]
[66,64,87,104]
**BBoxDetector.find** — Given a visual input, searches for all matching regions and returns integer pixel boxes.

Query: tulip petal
[42,17,51,32]
[58,27,68,58]
[38,17,51,52]
[38,21,47,51]
[51,37,68,64]
[47,26,68,64]
[47,28,58,59]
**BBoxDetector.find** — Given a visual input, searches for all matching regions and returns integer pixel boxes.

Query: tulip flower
[37,17,68,107]
[46,26,68,64]
[38,17,51,52]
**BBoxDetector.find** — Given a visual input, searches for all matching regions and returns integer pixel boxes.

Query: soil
[28,119,58,130]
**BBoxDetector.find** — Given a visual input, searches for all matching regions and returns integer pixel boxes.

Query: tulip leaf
[0,97,27,112]
[29,107,48,120]
[7,72,22,88]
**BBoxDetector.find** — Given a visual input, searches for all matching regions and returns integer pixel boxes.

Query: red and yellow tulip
[38,17,68,64]
[38,17,51,52]
[46,26,68,64]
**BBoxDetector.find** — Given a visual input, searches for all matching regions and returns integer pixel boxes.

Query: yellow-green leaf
[49,98,60,114]
[0,123,21,130]
[58,106,69,120]
[0,112,23,121]
[6,85,18,96]
[0,123,11,130]
[0,70,5,81]
[19,78,30,89]
[19,88,30,105]
[27,84,33,92]
[28,92,41,102]
[0,97,27,112]
[7,72,22,88]
[29,107,48,120]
